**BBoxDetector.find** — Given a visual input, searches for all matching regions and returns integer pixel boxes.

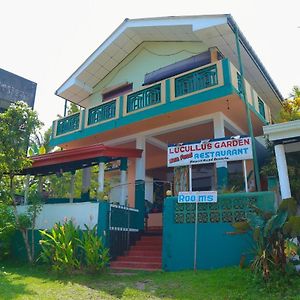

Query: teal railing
[175,65,218,97]
[126,84,161,113]
[56,112,80,136]
[87,99,116,126]
[237,72,243,95]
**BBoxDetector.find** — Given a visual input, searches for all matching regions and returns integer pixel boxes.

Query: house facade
[42,15,283,270]
[50,15,282,207]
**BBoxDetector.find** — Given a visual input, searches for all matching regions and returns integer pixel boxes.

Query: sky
[0,0,299,129]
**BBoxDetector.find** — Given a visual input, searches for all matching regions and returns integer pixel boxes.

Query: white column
[69,172,76,203]
[120,170,127,205]
[214,113,228,189]
[274,144,291,199]
[98,163,105,193]
[136,136,146,180]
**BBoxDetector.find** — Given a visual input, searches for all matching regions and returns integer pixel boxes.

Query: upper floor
[50,15,283,148]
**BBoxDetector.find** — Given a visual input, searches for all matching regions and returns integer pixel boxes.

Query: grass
[0,261,300,300]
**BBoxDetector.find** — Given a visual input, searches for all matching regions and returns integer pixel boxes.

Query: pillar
[274,144,291,200]
[98,162,105,194]
[135,136,146,230]
[135,136,146,181]
[214,113,228,190]
[120,158,127,206]
[81,167,91,201]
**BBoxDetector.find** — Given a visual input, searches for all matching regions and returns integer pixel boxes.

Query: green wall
[162,192,275,271]
[89,41,207,107]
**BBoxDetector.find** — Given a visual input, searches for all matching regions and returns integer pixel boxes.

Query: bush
[80,225,110,273]
[233,198,300,281]
[39,220,109,273]
[39,220,81,272]
[0,204,16,259]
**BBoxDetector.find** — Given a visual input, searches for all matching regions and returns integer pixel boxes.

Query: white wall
[17,202,99,230]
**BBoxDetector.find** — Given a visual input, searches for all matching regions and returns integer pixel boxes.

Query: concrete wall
[17,202,99,230]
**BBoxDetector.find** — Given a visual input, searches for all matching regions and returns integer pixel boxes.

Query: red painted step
[110,261,161,270]
[117,256,162,263]
[110,232,162,271]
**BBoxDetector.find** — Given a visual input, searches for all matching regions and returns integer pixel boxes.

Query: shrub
[39,220,110,273]
[233,198,300,281]
[80,225,110,273]
[0,204,16,259]
[39,220,81,272]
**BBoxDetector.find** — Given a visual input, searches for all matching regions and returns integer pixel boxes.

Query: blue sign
[178,191,217,203]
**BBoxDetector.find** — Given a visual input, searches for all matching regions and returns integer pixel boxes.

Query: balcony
[51,59,271,145]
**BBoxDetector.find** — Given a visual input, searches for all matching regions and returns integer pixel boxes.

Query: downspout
[234,27,261,191]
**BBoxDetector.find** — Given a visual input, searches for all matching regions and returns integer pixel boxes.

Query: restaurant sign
[168,136,253,167]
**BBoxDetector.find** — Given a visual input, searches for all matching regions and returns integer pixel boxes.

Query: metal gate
[109,204,140,259]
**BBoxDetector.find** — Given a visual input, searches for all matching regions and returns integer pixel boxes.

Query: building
[0,68,37,112]
[50,14,282,204]
[19,14,283,270]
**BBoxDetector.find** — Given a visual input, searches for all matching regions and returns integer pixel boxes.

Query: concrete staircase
[110,228,162,271]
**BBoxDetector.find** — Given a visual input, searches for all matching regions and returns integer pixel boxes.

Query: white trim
[109,227,139,232]
[110,204,138,212]
[146,137,168,151]
[263,120,300,142]
[56,15,228,96]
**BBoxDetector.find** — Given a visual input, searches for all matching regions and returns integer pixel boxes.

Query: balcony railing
[126,84,161,113]
[56,112,80,137]
[174,65,218,97]
[87,99,117,126]
[51,59,271,141]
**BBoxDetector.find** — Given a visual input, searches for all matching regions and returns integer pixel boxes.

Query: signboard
[0,68,37,109]
[178,191,217,203]
[168,136,253,167]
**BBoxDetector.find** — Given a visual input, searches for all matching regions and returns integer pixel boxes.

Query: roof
[55,14,283,113]
[22,144,143,176]
[263,120,300,143]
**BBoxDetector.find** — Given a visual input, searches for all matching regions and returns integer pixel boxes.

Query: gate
[162,192,275,271]
[108,204,140,259]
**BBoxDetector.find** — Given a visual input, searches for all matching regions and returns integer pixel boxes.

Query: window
[258,97,266,119]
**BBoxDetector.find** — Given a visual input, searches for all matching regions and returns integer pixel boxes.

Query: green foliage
[0,204,16,259]
[0,101,42,178]
[39,220,81,272]
[17,213,32,230]
[80,225,110,273]
[283,216,300,237]
[278,197,298,217]
[67,103,80,115]
[233,197,299,281]
[39,220,109,273]
[278,86,300,122]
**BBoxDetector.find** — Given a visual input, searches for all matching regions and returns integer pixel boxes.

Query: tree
[0,101,43,263]
[278,86,300,122]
